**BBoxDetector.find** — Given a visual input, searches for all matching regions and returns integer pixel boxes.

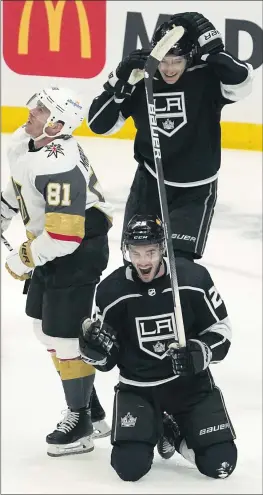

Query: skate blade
[47,435,94,457]
[157,438,176,460]
[92,419,111,439]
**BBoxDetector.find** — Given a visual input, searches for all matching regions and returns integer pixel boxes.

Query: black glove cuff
[104,79,133,99]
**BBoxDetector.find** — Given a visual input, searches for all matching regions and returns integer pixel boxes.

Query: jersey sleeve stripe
[47,231,83,243]
[45,212,85,240]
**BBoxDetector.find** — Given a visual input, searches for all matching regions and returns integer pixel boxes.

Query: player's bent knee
[195,441,237,479]
[111,442,154,481]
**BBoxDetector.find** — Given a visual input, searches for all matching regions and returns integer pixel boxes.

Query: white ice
[1,134,262,494]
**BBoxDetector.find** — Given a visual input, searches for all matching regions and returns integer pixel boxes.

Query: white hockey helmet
[26,86,86,140]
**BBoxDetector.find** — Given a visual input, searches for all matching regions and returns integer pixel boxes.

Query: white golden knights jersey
[95,258,232,387]
[3,125,113,267]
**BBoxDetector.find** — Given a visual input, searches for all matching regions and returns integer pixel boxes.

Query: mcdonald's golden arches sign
[3,0,106,78]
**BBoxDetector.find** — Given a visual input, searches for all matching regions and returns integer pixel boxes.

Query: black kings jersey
[95,258,231,386]
[89,53,253,186]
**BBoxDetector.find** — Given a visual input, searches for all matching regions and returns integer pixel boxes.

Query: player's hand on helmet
[116,49,151,82]
[168,339,212,376]
[169,12,224,56]
[104,49,150,100]
[79,318,119,364]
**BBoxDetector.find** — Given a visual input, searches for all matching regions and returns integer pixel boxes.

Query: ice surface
[1,134,262,494]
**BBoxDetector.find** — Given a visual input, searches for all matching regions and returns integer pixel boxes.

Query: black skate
[89,387,111,439]
[46,407,94,457]
[157,412,181,460]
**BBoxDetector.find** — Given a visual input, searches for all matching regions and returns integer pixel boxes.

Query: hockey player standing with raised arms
[1,87,113,456]
[88,12,253,261]
[79,215,237,481]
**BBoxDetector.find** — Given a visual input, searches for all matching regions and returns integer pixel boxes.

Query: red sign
[3,0,106,79]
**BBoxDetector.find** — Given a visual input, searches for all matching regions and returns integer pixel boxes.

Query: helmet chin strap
[32,122,64,142]
[153,258,164,278]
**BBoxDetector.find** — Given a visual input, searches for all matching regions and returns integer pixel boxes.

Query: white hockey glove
[5,241,34,281]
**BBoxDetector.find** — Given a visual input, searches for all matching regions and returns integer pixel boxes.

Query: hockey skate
[90,387,111,439]
[157,412,181,460]
[46,408,94,457]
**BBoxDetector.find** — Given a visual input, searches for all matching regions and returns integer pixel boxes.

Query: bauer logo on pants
[153,92,187,137]
[2,0,106,78]
[135,313,177,359]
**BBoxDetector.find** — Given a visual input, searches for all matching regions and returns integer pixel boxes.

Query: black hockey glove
[168,339,212,376]
[104,49,150,100]
[169,12,224,56]
[79,318,119,364]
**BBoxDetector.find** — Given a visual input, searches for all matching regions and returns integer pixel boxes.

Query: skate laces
[56,410,79,433]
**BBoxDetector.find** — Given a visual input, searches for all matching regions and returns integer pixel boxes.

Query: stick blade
[149,25,185,62]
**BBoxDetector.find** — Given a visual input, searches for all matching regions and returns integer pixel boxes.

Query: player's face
[158,55,187,84]
[129,244,163,283]
[25,103,51,138]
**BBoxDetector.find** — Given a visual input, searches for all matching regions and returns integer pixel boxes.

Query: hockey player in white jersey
[1,87,113,456]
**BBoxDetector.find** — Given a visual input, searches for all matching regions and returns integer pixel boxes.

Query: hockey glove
[104,49,150,100]
[79,318,119,365]
[5,244,33,281]
[168,339,212,376]
[169,12,224,56]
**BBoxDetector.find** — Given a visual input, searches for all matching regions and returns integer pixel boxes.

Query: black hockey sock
[88,386,106,421]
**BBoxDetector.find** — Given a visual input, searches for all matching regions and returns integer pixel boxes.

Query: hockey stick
[1,233,13,252]
[144,25,186,348]
[1,233,32,293]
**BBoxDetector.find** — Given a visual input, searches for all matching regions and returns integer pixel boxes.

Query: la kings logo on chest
[136,312,177,359]
[153,92,187,137]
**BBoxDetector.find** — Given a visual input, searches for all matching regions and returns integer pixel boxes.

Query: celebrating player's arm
[168,265,232,376]
[4,161,87,281]
[88,49,150,135]
[169,12,253,103]
[79,280,123,371]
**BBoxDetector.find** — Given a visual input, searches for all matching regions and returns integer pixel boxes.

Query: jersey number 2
[208,286,222,309]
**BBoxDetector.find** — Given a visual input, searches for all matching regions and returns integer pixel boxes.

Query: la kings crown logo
[154,92,187,137]
[136,312,177,359]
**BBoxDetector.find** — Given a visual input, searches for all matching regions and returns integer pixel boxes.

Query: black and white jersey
[2,126,113,267]
[95,257,231,386]
[88,52,253,186]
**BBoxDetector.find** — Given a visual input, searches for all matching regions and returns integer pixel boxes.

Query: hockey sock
[59,358,95,410]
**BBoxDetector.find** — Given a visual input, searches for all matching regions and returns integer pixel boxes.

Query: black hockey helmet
[152,20,195,67]
[123,214,165,246]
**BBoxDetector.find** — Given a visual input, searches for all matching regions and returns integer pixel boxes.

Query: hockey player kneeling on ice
[1,87,113,456]
[79,215,237,480]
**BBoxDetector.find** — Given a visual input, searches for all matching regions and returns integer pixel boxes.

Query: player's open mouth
[139,267,152,275]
